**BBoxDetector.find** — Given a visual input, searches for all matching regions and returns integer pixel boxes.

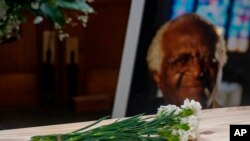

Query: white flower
[31,1,40,10]
[172,129,188,141]
[33,16,43,24]
[181,99,202,117]
[181,115,199,129]
[58,32,69,41]
[157,104,180,116]
[66,17,72,24]
[180,115,200,140]
[78,15,89,24]
[171,115,199,141]
[179,131,189,141]
[158,100,202,141]
[54,23,62,29]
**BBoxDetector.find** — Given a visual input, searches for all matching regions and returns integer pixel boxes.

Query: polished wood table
[0,106,250,141]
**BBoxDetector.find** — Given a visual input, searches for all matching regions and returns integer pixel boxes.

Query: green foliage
[0,0,94,43]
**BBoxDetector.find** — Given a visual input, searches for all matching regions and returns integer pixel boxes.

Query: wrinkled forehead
[161,23,217,57]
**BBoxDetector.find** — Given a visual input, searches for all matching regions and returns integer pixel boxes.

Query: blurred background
[0,0,250,130]
[0,0,131,129]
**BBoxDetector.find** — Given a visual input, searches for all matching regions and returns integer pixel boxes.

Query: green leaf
[57,0,95,13]
[73,116,110,133]
[40,3,65,26]
[178,123,190,131]
[180,109,193,117]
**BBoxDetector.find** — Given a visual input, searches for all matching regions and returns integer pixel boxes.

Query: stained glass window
[196,0,230,35]
[171,0,195,19]
[227,0,250,52]
[171,0,250,52]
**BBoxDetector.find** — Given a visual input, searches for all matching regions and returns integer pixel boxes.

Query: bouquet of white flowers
[31,99,202,141]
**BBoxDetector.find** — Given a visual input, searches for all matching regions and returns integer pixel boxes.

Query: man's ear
[152,72,161,88]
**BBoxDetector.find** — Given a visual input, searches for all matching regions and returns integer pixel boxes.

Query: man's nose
[186,58,204,78]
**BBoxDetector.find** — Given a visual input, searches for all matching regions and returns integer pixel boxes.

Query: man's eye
[169,55,191,66]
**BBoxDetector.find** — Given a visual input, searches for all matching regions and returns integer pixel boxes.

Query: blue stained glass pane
[228,0,250,38]
[195,0,230,35]
[171,0,194,19]
[227,0,250,52]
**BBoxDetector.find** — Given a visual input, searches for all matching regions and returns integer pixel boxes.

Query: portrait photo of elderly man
[114,1,247,118]
[146,13,227,108]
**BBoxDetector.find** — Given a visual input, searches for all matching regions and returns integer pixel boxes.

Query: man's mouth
[179,84,204,95]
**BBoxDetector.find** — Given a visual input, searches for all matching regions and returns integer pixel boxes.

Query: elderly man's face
[154,31,219,107]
